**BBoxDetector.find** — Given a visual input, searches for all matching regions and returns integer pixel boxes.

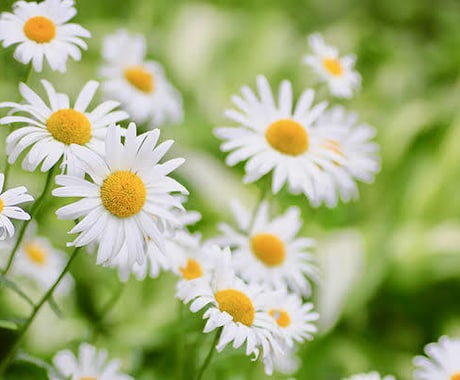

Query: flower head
[99,29,183,128]
[0,80,129,176]
[303,32,361,98]
[343,372,395,380]
[0,0,90,72]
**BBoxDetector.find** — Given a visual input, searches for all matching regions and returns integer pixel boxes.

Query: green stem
[98,282,125,319]
[248,175,270,232]
[196,328,222,380]
[0,247,81,376]
[2,166,56,275]
[176,301,185,380]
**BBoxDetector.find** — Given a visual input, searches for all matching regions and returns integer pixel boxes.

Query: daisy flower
[413,336,460,380]
[0,80,129,176]
[0,0,90,73]
[311,106,380,206]
[303,32,361,98]
[99,29,183,128]
[52,123,188,266]
[179,246,280,359]
[261,342,300,376]
[0,173,33,240]
[343,372,395,380]
[215,200,319,296]
[49,342,133,380]
[215,75,352,206]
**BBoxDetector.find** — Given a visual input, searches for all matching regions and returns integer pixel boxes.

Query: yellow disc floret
[100,171,146,218]
[250,233,286,267]
[322,57,344,76]
[180,259,203,280]
[0,198,4,214]
[215,289,255,326]
[265,119,309,156]
[47,109,92,145]
[79,377,97,380]
[451,374,460,380]
[24,242,47,265]
[24,16,56,43]
[269,308,291,327]
[124,66,154,93]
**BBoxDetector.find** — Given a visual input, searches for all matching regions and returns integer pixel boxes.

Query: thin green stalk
[248,175,270,232]
[0,247,81,376]
[98,282,125,319]
[2,166,56,275]
[196,328,222,380]
[176,301,185,380]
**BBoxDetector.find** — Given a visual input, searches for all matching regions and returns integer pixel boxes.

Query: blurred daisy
[50,342,133,380]
[343,372,395,380]
[312,106,380,207]
[216,200,319,296]
[99,29,183,128]
[414,336,460,380]
[215,75,351,206]
[303,32,360,98]
[53,123,188,266]
[0,80,129,176]
[0,173,33,240]
[262,343,300,376]
[0,0,90,73]
[179,246,280,359]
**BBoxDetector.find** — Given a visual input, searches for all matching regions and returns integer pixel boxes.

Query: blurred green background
[1,0,460,379]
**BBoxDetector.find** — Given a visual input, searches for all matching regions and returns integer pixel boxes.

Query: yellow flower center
[24,242,47,265]
[80,377,97,380]
[47,109,92,145]
[450,374,460,380]
[0,198,4,213]
[322,57,344,76]
[180,259,203,280]
[265,119,309,156]
[23,16,56,43]
[124,66,154,93]
[250,233,286,267]
[269,308,291,327]
[100,171,146,218]
[215,289,255,326]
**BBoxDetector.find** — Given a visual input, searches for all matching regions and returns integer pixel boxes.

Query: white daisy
[261,342,300,376]
[413,336,460,380]
[215,75,353,206]
[179,246,280,359]
[215,200,319,296]
[99,29,183,128]
[0,80,129,176]
[0,0,90,73]
[49,342,133,380]
[303,32,361,98]
[311,106,380,206]
[0,173,33,240]
[343,372,395,380]
[52,123,188,267]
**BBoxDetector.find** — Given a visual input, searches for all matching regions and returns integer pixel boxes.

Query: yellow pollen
[24,242,47,265]
[265,119,309,156]
[450,374,460,380]
[47,109,91,145]
[100,171,146,218]
[322,57,344,76]
[215,289,255,326]
[250,233,286,267]
[124,66,154,93]
[180,259,203,280]
[24,16,56,43]
[269,308,291,327]
[0,198,4,213]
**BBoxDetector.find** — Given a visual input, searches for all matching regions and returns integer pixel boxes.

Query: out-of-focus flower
[342,372,395,380]
[53,123,188,266]
[0,173,33,240]
[49,342,133,380]
[99,29,183,128]
[303,32,360,98]
[0,80,128,176]
[413,336,460,380]
[0,0,90,73]
[215,200,319,296]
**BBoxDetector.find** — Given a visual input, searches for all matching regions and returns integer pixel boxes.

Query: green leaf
[0,273,34,307]
[47,295,64,318]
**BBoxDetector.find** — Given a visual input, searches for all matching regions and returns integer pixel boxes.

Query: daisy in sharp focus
[0,0,90,73]
[215,75,352,206]
[303,32,361,98]
[49,342,133,380]
[413,336,460,380]
[99,29,183,128]
[52,123,188,267]
[0,80,129,176]
[343,372,395,380]
[215,200,319,296]
[0,173,33,240]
